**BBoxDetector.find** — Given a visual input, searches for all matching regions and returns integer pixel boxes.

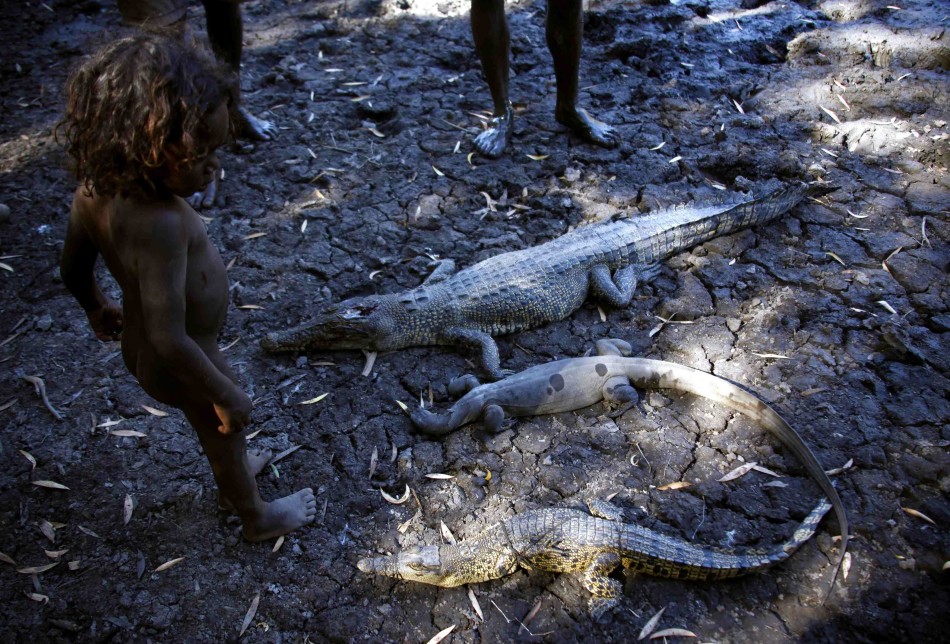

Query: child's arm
[61,203,123,340]
[136,211,251,434]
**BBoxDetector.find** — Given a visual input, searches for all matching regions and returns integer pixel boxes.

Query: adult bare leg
[471,0,513,157]
[202,0,277,142]
[547,0,618,148]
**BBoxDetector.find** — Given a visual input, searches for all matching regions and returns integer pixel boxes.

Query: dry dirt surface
[1,0,948,641]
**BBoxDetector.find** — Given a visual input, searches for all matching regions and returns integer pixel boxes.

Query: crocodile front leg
[584,552,624,619]
[422,259,457,285]
[443,326,506,380]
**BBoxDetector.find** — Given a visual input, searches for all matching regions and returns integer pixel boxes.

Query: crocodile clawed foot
[589,596,619,621]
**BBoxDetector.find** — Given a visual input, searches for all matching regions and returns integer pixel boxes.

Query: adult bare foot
[555,106,619,148]
[235,105,277,142]
[242,488,317,542]
[473,105,514,158]
[219,448,273,511]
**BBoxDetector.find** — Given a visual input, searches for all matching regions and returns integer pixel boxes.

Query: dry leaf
[826,252,846,266]
[271,445,301,464]
[239,593,260,637]
[467,152,475,166]
[432,165,445,177]
[395,400,409,412]
[901,507,936,526]
[751,352,790,360]
[154,557,185,572]
[33,480,69,491]
[819,105,842,124]
[649,141,666,151]
[381,485,411,505]
[668,156,683,164]
[18,562,59,574]
[719,462,758,482]
[425,473,455,480]
[523,597,543,625]
[237,304,264,310]
[39,520,56,542]
[657,481,692,491]
[825,458,854,476]
[639,606,666,640]
[272,536,284,553]
[20,450,36,469]
[44,549,68,559]
[124,494,134,525]
[242,232,268,240]
[651,628,697,639]
[0,262,13,272]
[877,300,898,315]
[0,552,15,565]
[97,418,124,428]
[77,525,100,538]
[297,393,328,405]
[361,350,377,377]
[425,625,456,644]
[110,429,147,438]
[750,465,782,478]
[369,446,379,479]
[468,587,484,620]
[141,405,168,417]
[398,509,421,533]
[24,592,49,603]
[440,521,457,545]
[841,551,851,581]
[526,154,549,161]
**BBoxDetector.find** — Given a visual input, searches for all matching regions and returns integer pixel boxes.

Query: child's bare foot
[218,448,273,510]
[242,488,317,542]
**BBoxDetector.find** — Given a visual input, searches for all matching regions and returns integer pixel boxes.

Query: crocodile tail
[623,498,832,581]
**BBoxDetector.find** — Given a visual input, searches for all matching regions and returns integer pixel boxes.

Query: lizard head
[260,295,400,353]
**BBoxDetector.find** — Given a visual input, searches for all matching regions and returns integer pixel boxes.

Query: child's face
[164,102,230,198]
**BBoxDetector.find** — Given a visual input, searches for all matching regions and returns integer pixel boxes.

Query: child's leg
[182,403,316,541]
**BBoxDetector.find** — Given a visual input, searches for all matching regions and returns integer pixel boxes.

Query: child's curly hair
[58,32,233,200]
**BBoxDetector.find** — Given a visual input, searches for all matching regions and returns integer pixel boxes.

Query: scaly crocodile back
[422,183,813,337]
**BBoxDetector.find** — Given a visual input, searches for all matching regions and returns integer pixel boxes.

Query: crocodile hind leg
[481,404,505,432]
[583,552,624,619]
[590,264,660,307]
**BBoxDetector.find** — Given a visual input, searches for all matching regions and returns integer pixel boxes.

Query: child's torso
[76,190,231,346]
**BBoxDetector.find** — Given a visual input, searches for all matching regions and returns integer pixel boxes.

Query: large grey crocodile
[262,182,829,378]
[358,497,832,617]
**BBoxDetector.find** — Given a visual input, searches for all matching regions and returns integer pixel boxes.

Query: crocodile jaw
[357,545,461,587]
[260,295,397,352]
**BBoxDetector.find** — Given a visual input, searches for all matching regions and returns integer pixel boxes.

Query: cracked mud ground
[0,0,947,641]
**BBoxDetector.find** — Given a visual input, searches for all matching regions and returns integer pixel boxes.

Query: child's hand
[87,303,123,341]
[214,389,253,435]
